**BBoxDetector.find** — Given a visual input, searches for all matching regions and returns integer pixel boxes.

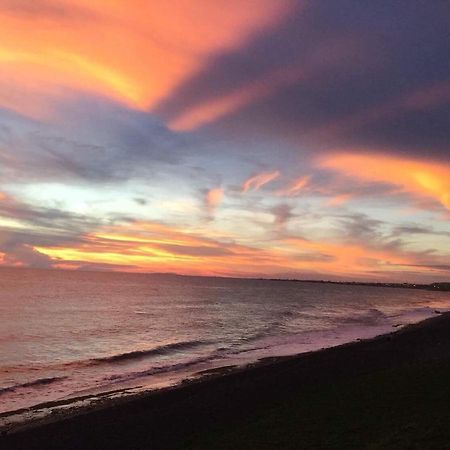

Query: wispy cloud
[242,170,280,193]
[326,194,352,207]
[277,175,309,196]
[168,65,305,131]
[205,187,224,216]
[320,152,450,210]
[0,104,188,184]
[271,203,295,230]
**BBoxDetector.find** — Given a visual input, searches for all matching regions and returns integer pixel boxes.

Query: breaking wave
[85,340,211,366]
[0,376,67,395]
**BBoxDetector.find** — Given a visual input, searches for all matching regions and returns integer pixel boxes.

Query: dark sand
[3,312,450,449]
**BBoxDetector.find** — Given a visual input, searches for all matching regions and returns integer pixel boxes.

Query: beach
[3,311,450,449]
[4,269,449,417]
[1,1,449,448]
[1,1,449,447]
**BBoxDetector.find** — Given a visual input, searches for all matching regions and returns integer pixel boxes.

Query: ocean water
[1,267,449,416]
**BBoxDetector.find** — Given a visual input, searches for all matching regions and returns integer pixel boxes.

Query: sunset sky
[0,0,449,282]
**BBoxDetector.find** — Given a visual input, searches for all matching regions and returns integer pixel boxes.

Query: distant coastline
[152,271,450,292]
[1,265,449,292]
[262,278,450,292]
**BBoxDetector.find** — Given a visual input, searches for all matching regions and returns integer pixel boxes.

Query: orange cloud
[326,194,352,207]
[29,217,439,281]
[281,236,416,278]
[0,0,292,118]
[320,153,450,210]
[242,170,280,193]
[277,175,309,196]
[205,187,224,215]
[34,221,279,276]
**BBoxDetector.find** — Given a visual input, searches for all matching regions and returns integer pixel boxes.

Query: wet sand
[2,312,450,449]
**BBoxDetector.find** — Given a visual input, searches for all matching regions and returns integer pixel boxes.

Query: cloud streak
[25,217,448,282]
[168,65,305,131]
[0,0,293,118]
[320,152,450,210]
[277,176,309,197]
[242,170,280,193]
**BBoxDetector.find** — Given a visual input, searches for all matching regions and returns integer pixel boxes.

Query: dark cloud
[393,225,450,237]
[0,228,58,268]
[154,243,233,257]
[336,213,386,244]
[393,263,450,272]
[1,243,54,268]
[134,198,148,206]
[156,0,450,161]
[331,214,450,267]
[0,205,137,267]
[301,170,401,201]
[333,213,409,253]
[0,193,117,267]
[271,204,295,228]
[418,264,450,271]
[0,101,192,184]
[0,194,106,237]
[293,252,335,263]
[68,262,139,272]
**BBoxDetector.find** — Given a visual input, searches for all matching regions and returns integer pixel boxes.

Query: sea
[1,267,449,421]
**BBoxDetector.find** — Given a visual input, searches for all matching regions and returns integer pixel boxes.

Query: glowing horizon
[0,1,449,283]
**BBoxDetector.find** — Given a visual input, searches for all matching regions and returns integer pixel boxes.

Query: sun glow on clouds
[320,153,450,210]
[1,2,449,283]
[31,219,440,280]
[283,237,411,275]
[35,221,265,275]
[277,176,309,197]
[326,194,352,207]
[242,170,280,193]
[0,0,292,118]
[205,188,224,216]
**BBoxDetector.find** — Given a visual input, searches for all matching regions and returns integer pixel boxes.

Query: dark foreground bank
[3,312,450,450]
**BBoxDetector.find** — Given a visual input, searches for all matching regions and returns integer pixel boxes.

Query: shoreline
[1,303,446,427]
[3,311,450,448]
[0,310,443,432]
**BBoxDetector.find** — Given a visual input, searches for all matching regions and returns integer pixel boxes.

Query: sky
[0,0,449,282]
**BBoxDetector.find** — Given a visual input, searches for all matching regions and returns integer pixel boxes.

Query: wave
[101,354,220,385]
[85,340,211,366]
[0,376,67,395]
[337,308,388,326]
[229,308,303,348]
[234,325,283,346]
[1,341,214,375]
[230,314,297,347]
